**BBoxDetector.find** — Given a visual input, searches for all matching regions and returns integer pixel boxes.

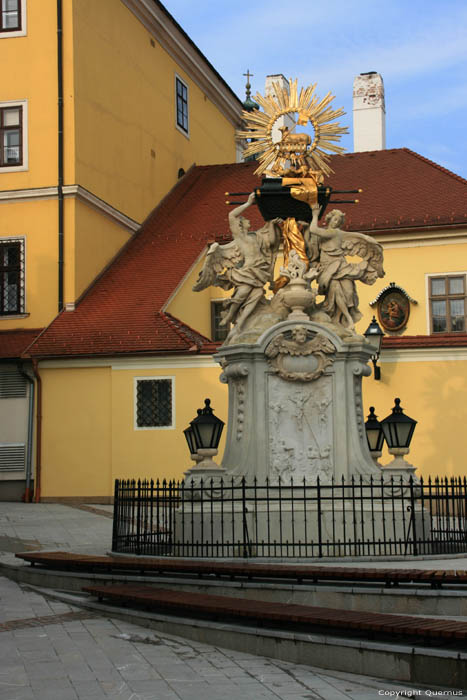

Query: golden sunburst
[237,78,348,178]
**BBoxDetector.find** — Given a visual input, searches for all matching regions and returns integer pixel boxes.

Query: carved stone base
[215,319,381,483]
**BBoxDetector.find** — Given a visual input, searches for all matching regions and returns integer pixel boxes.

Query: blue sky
[163,0,467,179]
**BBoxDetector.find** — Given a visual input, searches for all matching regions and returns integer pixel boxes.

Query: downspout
[31,359,42,503]
[16,363,35,503]
[57,0,64,312]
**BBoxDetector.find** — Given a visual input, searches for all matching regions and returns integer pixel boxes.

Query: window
[0,0,26,37]
[429,275,466,333]
[135,378,174,429]
[211,300,229,342]
[1,0,21,31]
[0,238,25,315]
[0,100,27,170]
[175,76,189,135]
[0,105,22,166]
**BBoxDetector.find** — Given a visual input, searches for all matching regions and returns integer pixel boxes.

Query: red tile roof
[383,334,467,349]
[0,329,44,359]
[25,149,467,358]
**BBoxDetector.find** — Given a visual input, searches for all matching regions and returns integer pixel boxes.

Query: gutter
[16,363,35,503]
[31,359,42,503]
[57,0,64,312]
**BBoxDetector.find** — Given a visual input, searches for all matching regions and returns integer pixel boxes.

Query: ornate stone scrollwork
[265,326,336,382]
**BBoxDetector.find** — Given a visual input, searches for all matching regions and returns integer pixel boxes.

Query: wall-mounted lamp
[364,315,384,380]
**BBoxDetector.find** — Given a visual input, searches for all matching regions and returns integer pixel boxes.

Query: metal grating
[0,239,25,315]
[0,369,27,398]
[0,443,26,471]
[136,379,172,428]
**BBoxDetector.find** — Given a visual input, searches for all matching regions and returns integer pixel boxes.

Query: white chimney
[353,72,386,152]
[265,74,295,144]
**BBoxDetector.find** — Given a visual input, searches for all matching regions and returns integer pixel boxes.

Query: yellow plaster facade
[0,0,241,499]
[0,0,240,332]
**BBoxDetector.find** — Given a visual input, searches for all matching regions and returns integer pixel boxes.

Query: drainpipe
[16,363,35,503]
[31,359,42,503]
[57,0,64,312]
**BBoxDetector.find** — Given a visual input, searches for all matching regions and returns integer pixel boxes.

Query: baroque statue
[303,204,384,330]
[193,77,384,343]
[193,192,282,342]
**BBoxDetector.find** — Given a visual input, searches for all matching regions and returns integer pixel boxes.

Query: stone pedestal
[216,320,380,483]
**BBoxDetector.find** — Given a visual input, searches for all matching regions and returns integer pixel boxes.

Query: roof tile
[25,150,467,358]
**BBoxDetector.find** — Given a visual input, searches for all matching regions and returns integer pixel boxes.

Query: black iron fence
[112,476,467,558]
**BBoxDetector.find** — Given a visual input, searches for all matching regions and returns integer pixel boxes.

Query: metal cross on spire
[243,69,253,99]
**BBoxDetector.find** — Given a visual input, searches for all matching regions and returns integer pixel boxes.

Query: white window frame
[0,0,27,39]
[134,376,175,431]
[0,235,26,317]
[175,74,189,139]
[0,99,28,172]
[425,271,467,334]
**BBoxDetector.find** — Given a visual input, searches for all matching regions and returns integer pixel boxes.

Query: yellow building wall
[362,358,467,480]
[40,367,112,499]
[0,0,76,190]
[71,200,132,303]
[166,255,213,339]
[0,198,60,329]
[110,366,227,484]
[37,348,466,499]
[355,237,467,336]
[72,0,238,223]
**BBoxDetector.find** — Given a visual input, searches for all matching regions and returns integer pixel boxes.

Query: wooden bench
[82,583,467,643]
[15,551,467,589]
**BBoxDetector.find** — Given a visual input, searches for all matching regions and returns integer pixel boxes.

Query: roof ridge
[401,148,467,186]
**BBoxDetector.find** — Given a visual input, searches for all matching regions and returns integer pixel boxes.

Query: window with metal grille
[0,239,24,315]
[175,76,188,134]
[429,275,466,333]
[0,105,22,166]
[135,378,173,429]
[211,300,229,342]
[0,0,21,32]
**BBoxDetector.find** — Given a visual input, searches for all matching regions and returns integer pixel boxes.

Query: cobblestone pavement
[1,576,454,700]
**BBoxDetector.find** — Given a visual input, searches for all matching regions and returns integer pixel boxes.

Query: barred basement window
[135,378,174,429]
[0,238,25,315]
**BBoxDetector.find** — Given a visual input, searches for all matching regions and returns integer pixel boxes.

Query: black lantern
[381,398,417,449]
[364,316,384,380]
[183,421,197,456]
[365,406,385,453]
[190,399,225,451]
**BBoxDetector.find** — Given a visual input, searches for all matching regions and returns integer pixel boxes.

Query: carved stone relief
[268,374,333,482]
[219,362,248,441]
[265,326,335,382]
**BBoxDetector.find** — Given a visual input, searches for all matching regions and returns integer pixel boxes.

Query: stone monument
[192,77,388,485]
[182,78,422,554]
